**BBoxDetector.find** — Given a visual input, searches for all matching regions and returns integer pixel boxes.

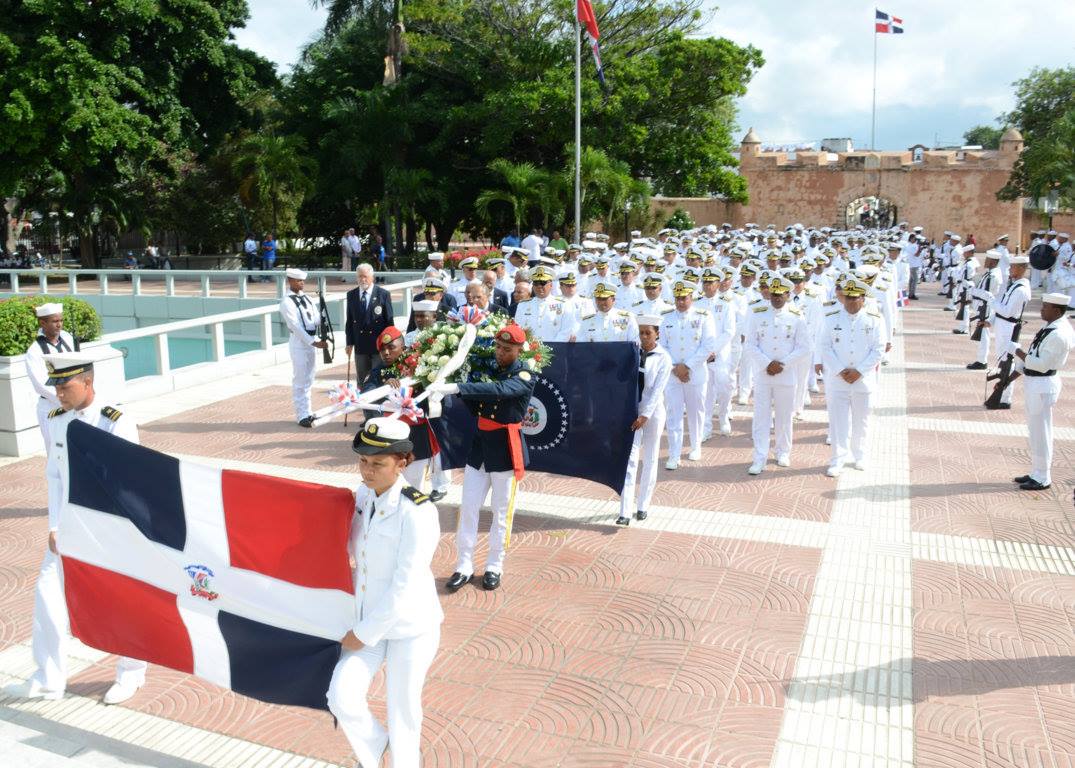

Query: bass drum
[1028,242,1057,271]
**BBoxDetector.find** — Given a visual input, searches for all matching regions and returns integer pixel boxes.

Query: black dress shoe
[966,362,987,370]
[910,296,920,300]
[1012,475,1031,484]
[635,510,648,521]
[298,416,314,428]
[984,402,1012,410]
[482,572,501,591]
[952,329,967,334]
[445,572,471,593]
[615,515,630,526]
[1019,479,1051,491]
[943,306,954,311]
[429,490,447,503]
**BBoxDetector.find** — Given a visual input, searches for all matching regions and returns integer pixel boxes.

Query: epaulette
[753,305,768,313]
[101,406,122,422]
[48,407,65,419]
[550,296,564,302]
[789,307,803,316]
[867,310,882,319]
[581,313,595,320]
[749,298,763,305]
[615,309,630,317]
[401,485,430,505]
[661,307,675,314]
[720,294,732,302]
[695,308,709,315]
[825,309,839,316]
[632,300,644,306]
[823,300,836,307]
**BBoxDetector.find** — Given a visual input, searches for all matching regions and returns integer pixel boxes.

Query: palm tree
[230,132,316,235]
[475,159,548,233]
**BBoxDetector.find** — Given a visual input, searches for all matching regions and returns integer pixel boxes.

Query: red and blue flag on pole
[577,0,606,87]
[59,421,356,711]
[875,9,904,34]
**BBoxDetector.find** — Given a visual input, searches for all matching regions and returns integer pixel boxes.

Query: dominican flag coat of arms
[58,420,355,711]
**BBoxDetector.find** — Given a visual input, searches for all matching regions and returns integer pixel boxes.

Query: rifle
[944,267,955,298]
[969,298,988,341]
[983,320,1022,409]
[955,284,970,321]
[317,290,335,365]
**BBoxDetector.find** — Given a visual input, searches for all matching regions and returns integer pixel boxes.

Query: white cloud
[704,0,1075,148]
[232,0,328,74]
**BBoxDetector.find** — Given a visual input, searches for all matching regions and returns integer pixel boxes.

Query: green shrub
[665,208,696,231]
[0,296,102,356]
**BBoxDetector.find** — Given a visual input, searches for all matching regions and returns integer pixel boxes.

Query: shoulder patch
[789,307,803,316]
[101,406,122,422]
[660,307,675,314]
[825,309,839,316]
[720,294,732,302]
[753,305,769,313]
[695,308,709,315]
[401,485,430,505]
[519,370,532,381]
[867,310,882,318]
[48,407,65,419]
[632,300,644,306]
[581,313,595,320]
[823,300,836,306]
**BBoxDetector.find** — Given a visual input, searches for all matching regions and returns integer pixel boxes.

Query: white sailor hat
[35,302,64,318]
[912,226,923,232]
[1009,255,1029,265]
[1047,229,1057,236]
[1059,232,1070,239]
[950,234,962,241]
[996,233,1009,241]
[636,313,662,328]
[1043,293,1071,306]
[983,249,1002,261]
[427,251,446,261]
[412,300,439,313]
[285,267,307,280]
[961,243,976,253]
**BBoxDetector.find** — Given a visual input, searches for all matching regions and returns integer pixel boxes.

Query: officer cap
[558,272,577,285]
[44,353,95,385]
[353,417,413,455]
[459,256,480,269]
[423,277,447,292]
[768,275,793,295]
[592,282,617,298]
[531,265,555,282]
[671,281,693,297]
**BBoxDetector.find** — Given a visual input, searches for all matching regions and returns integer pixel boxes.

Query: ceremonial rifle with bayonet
[984,320,1023,409]
[317,290,335,365]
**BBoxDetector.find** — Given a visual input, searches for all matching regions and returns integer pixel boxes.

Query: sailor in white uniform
[511,266,577,341]
[661,280,716,469]
[24,302,78,448]
[986,256,1032,409]
[6,353,148,705]
[617,315,672,526]
[328,418,443,768]
[279,268,328,427]
[575,283,640,342]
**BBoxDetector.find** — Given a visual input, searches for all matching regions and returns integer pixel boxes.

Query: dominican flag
[577,0,607,88]
[897,289,910,307]
[875,9,904,33]
[58,421,356,711]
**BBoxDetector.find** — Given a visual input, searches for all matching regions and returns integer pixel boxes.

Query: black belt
[995,314,1021,324]
[1024,369,1056,377]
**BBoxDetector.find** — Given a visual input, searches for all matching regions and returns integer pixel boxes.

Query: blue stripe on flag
[876,9,889,20]
[218,610,341,711]
[67,420,187,551]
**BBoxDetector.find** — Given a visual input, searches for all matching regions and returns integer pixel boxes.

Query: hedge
[0,296,102,357]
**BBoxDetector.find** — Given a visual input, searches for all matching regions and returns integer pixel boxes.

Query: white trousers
[738,351,755,402]
[752,376,795,464]
[793,357,811,412]
[975,324,992,364]
[619,409,666,516]
[327,627,440,768]
[35,398,52,447]
[455,466,516,576]
[1026,390,1058,485]
[32,549,147,694]
[289,340,316,420]
[665,373,706,456]
[703,360,733,431]
[431,454,450,493]
[992,321,1018,405]
[826,386,872,468]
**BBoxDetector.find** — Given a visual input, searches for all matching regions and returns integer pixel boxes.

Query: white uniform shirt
[26,330,78,406]
[351,477,443,646]
[631,296,672,316]
[614,283,644,310]
[660,306,717,377]
[575,308,639,343]
[694,294,736,362]
[280,291,319,347]
[1018,317,1075,397]
[971,266,1004,319]
[993,278,1032,330]
[745,305,810,385]
[638,344,672,418]
[47,400,139,531]
[512,295,577,342]
[560,294,595,320]
[817,307,886,392]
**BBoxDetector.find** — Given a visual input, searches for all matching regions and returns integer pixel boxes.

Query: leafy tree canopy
[962,124,1002,150]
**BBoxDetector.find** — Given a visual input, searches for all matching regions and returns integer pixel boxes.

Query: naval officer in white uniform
[24,302,79,447]
[328,417,443,768]
[279,268,328,427]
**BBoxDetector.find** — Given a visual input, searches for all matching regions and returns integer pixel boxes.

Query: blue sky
[234,0,1075,151]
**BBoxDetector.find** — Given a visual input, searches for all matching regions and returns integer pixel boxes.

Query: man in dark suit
[482,269,511,311]
[464,282,507,317]
[345,263,394,384]
[406,277,458,331]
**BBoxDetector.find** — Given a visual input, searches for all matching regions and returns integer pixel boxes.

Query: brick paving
[0,286,1073,767]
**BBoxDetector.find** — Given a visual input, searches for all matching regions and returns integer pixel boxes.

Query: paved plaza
[1,290,1074,767]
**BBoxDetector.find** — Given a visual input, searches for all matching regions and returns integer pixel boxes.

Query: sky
[234,0,1075,151]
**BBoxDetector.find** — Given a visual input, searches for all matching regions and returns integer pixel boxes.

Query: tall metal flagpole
[870,26,878,149]
[574,19,582,242]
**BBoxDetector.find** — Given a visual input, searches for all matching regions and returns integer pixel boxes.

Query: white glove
[429,383,460,396]
[1008,341,1020,356]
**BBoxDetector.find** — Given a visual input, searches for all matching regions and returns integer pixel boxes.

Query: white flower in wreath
[525,358,537,370]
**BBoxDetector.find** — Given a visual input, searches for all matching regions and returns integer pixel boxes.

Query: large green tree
[0,0,274,264]
[998,66,1075,207]
[290,0,762,247]
[963,124,1002,150]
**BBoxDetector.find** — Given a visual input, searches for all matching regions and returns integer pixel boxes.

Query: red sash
[477,416,525,480]
[402,415,440,457]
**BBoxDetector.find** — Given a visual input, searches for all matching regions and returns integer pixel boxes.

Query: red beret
[376,326,403,351]
[496,324,526,345]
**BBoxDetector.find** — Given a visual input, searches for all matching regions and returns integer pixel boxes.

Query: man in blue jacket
[427,324,535,591]
[346,263,395,384]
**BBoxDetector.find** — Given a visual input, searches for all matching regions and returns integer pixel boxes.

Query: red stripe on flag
[222,470,355,593]
[577,0,600,39]
[63,557,193,673]
[875,22,890,32]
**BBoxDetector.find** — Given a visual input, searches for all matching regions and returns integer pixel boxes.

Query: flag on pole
[897,289,909,307]
[59,421,356,711]
[875,9,904,34]
[576,0,607,88]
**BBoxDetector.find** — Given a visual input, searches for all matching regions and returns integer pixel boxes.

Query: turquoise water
[114,337,262,379]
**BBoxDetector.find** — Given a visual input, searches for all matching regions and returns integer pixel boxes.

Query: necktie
[639,350,650,395]
[55,337,69,352]
[298,295,309,308]
[362,290,369,310]
[1028,326,1053,355]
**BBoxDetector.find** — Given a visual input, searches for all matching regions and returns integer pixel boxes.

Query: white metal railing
[0,267,423,300]
[76,278,422,382]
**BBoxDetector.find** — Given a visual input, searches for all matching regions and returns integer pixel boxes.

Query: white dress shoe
[747,462,765,475]
[103,682,140,705]
[776,455,791,467]
[737,396,749,406]
[702,429,713,442]
[665,458,679,471]
[688,447,702,461]
[5,680,63,700]
[853,460,868,471]
[719,423,732,436]
[825,465,842,478]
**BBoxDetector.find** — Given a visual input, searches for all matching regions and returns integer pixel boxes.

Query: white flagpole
[574,19,582,243]
[871,25,878,149]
